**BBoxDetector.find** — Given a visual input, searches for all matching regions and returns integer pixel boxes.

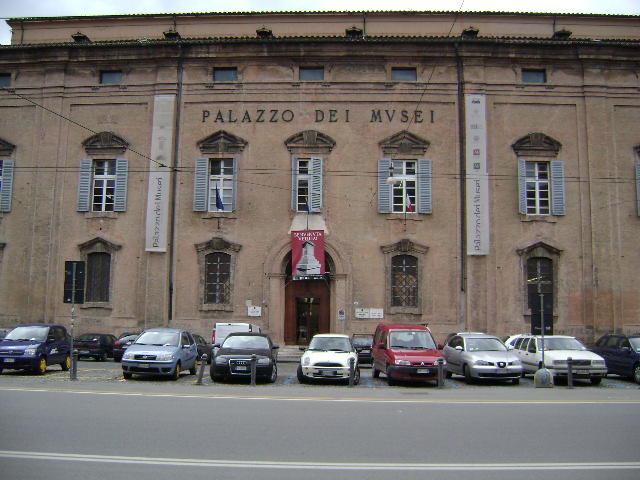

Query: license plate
[234,366,248,371]
[496,368,507,374]
[320,370,336,376]
[361,350,370,354]
[4,358,15,363]
[79,350,89,354]
[139,363,149,369]
[417,368,430,374]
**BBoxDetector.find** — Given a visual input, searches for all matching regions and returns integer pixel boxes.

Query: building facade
[0,11,639,344]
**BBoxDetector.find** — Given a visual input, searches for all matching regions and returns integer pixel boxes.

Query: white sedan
[297,334,360,384]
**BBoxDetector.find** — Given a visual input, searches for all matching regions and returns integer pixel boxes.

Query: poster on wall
[465,94,490,255]
[291,230,325,279]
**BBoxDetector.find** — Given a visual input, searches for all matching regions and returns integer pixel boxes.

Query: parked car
[503,334,528,349]
[192,333,213,364]
[112,333,140,362]
[0,324,71,375]
[351,333,374,364]
[0,328,10,339]
[371,323,446,386]
[298,334,360,384]
[121,328,198,380]
[210,332,279,383]
[591,333,640,384]
[442,333,522,384]
[511,334,607,385]
[212,323,261,346]
[74,333,117,361]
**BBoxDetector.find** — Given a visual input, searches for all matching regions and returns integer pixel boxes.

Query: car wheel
[463,365,474,384]
[114,356,121,363]
[512,377,520,385]
[0,368,3,374]
[172,362,181,380]
[36,357,47,375]
[123,371,133,380]
[269,363,278,383]
[445,370,452,379]
[633,364,640,384]
[210,364,223,382]
[372,364,380,378]
[353,367,361,385]
[189,361,197,375]
[99,350,108,362]
[61,355,71,371]
[590,376,602,386]
[385,366,396,386]
[297,365,308,384]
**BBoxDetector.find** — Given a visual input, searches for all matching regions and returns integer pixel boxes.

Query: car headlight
[474,360,493,366]
[302,356,311,366]
[156,352,174,361]
[395,359,411,366]
[123,351,134,360]
[257,357,271,365]
[592,360,606,366]
[215,356,228,365]
[24,346,38,356]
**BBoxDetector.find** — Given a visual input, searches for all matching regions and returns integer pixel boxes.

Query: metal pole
[250,354,257,386]
[349,357,355,387]
[540,293,545,367]
[567,357,573,389]
[437,358,445,389]
[71,349,78,381]
[70,263,76,380]
[196,354,207,385]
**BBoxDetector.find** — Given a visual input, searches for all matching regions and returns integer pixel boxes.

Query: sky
[1,0,638,45]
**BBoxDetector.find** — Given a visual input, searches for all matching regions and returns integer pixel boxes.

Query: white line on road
[0,450,638,471]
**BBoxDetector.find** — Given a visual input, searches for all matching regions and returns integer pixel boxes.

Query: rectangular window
[292,157,323,212]
[214,67,238,82]
[100,70,122,85]
[299,67,324,81]
[391,160,417,213]
[522,69,547,83]
[391,67,417,81]
[525,161,550,215]
[0,160,14,212]
[0,73,11,87]
[391,255,418,307]
[92,160,117,212]
[208,159,234,212]
[205,252,231,304]
[86,252,111,303]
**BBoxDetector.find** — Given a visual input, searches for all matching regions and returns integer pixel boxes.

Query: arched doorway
[284,254,333,345]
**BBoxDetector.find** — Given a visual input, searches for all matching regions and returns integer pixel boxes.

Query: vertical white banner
[145,95,176,252]
[465,94,490,255]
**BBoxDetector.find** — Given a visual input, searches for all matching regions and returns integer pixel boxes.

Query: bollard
[349,357,355,387]
[196,354,208,385]
[70,349,78,381]
[437,358,445,389]
[250,354,257,386]
[567,357,573,389]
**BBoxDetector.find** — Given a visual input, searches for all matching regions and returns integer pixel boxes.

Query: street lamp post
[534,292,553,388]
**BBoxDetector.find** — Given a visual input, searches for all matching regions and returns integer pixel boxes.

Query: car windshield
[308,337,352,351]
[389,331,437,349]
[222,336,270,350]
[76,334,100,341]
[352,337,373,348]
[135,331,179,347]
[629,338,640,350]
[466,338,507,352]
[544,337,586,351]
[4,326,48,342]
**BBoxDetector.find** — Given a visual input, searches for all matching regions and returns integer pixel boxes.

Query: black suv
[591,333,640,384]
[0,324,71,374]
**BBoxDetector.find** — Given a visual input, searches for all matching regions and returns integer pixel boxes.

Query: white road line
[0,450,638,471]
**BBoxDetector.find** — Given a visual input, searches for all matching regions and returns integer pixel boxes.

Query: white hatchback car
[297,334,360,384]
[512,335,607,385]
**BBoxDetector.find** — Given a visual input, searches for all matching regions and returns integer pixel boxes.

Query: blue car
[121,328,198,380]
[0,324,71,375]
[591,334,640,384]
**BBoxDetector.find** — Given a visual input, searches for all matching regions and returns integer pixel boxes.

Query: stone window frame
[195,237,242,311]
[78,237,121,310]
[381,239,429,315]
[517,241,562,321]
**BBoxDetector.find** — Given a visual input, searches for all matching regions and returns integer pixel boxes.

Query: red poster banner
[291,230,325,278]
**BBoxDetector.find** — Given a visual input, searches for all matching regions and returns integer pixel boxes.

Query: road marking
[0,450,638,471]
[1,386,639,404]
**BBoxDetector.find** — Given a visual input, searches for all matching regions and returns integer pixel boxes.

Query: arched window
[391,254,418,307]
[205,252,231,304]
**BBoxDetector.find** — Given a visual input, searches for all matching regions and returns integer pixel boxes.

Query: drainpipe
[167,42,184,327]
[454,40,467,331]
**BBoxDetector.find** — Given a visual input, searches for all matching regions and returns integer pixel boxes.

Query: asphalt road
[1,360,639,480]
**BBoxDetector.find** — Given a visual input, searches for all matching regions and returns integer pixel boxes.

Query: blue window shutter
[291,155,298,211]
[231,156,238,212]
[77,159,92,212]
[0,160,14,212]
[418,159,432,214]
[378,158,392,213]
[193,158,208,211]
[518,158,527,214]
[114,158,128,212]
[550,160,566,216]
[636,163,640,217]
[310,157,323,212]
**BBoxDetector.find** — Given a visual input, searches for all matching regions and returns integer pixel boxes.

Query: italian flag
[406,194,414,212]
